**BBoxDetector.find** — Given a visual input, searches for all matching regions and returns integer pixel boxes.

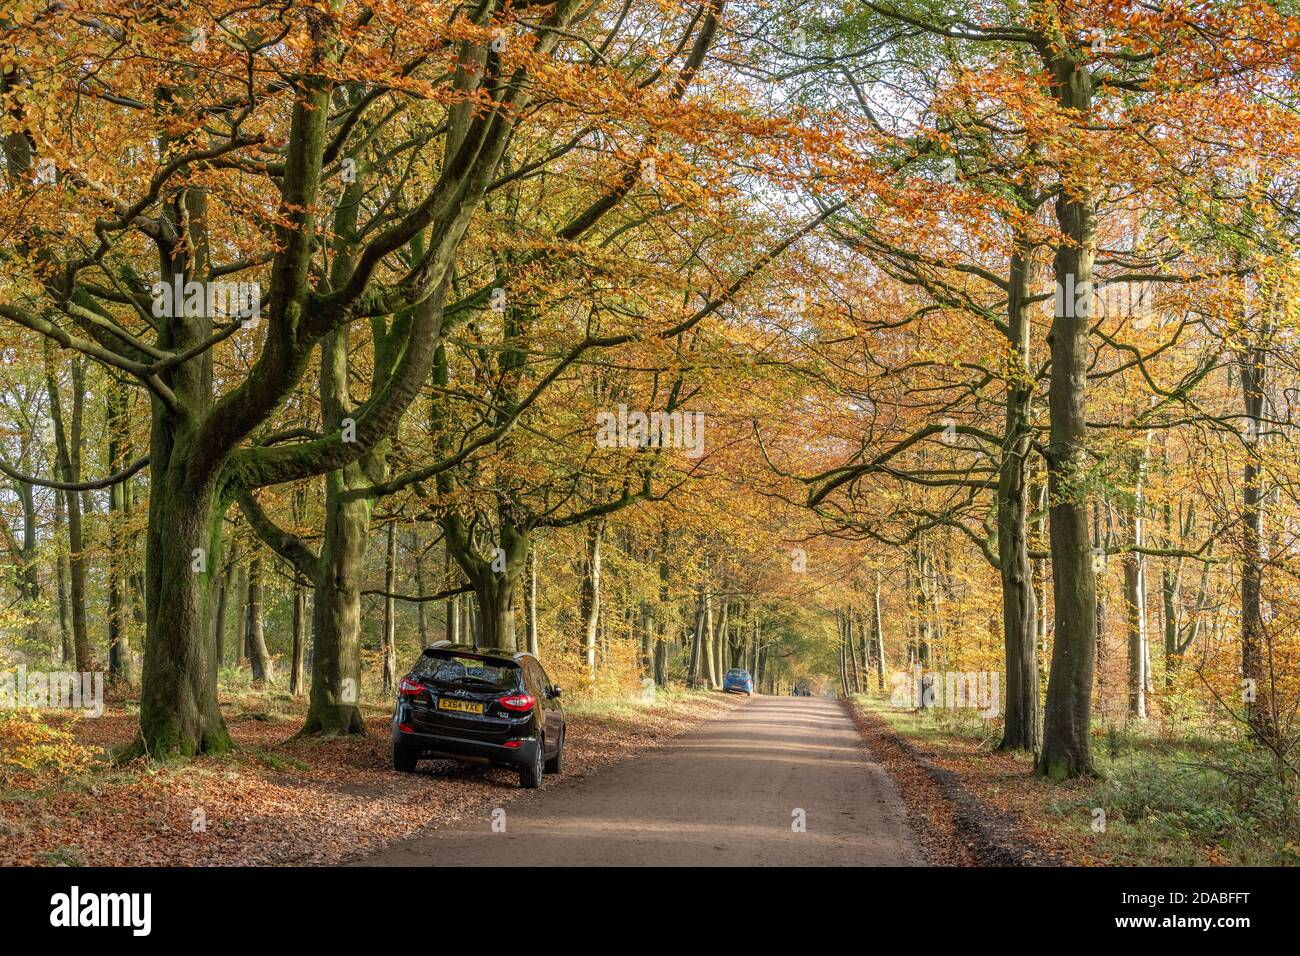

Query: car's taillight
[399,678,424,697]
[503,740,522,748]
[398,723,414,734]
[498,693,536,712]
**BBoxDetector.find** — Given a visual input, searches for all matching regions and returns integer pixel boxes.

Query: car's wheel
[519,738,544,789]
[393,744,419,773]
[544,727,564,774]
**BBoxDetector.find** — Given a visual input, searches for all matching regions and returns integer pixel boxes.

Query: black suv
[392,642,565,788]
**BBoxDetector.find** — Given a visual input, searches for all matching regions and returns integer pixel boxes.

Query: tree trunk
[524,543,539,656]
[1092,501,1111,710]
[106,380,133,685]
[872,575,887,692]
[702,591,718,688]
[4,466,43,648]
[126,481,146,627]
[45,349,91,671]
[300,318,388,735]
[639,600,654,675]
[214,543,237,668]
[654,522,671,685]
[245,556,274,685]
[856,609,869,690]
[1239,312,1274,742]
[1123,550,1148,718]
[1161,544,1181,684]
[911,544,932,707]
[712,596,729,686]
[1123,436,1151,718]
[382,522,398,695]
[579,518,605,670]
[998,232,1040,751]
[7,480,39,603]
[234,561,248,667]
[303,466,371,735]
[133,461,231,758]
[1037,46,1099,780]
[463,593,476,647]
[838,627,849,698]
[1159,493,1209,684]
[845,608,862,693]
[440,514,527,654]
[412,530,429,646]
[445,545,460,644]
[688,593,702,677]
[290,584,307,696]
[53,487,72,664]
[210,574,226,668]
[1034,481,1049,661]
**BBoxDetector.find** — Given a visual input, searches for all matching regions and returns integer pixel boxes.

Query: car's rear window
[413,651,521,690]
[727,669,750,678]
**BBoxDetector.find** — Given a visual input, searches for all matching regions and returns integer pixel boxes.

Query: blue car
[723,668,755,696]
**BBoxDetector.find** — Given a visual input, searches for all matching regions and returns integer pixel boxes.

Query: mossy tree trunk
[106,376,133,685]
[442,512,529,653]
[578,517,604,668]
[290,584,307,697]
[305,484,370,733]
[382,521,398,695]
[136,455,231,758]
[45,347,91,672]
[871,575,887,693]
[1122,435,1151,719]
[245,556,274,686]
[998,230,1040,752]
[1238,307,1275,743]
[524,545,539,656]
[1036,40,1100,781]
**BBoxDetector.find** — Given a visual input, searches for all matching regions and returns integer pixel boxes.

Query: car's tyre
[393,744,419,773]
[544,727,564,774]
[519,739,544,789]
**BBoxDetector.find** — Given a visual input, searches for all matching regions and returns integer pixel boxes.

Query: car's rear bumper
[393,724,539,767]
[724,685,753,694]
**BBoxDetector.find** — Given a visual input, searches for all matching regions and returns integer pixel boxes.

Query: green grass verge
[563,684,723,719]
[852,693,1300,866]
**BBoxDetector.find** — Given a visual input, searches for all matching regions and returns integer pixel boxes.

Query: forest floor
[850,695,1300,867]
[0,685,738,866]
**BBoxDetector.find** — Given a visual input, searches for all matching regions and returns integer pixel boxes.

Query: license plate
[437,698,484,715]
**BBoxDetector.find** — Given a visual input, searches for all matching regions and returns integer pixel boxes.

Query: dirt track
[358,695,925,866]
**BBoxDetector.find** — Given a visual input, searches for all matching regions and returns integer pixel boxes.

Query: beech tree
[1,0,594,755]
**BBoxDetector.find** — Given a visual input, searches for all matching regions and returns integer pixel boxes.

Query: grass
[36,846,84,867]
[245,748,311,773]
[1051,728,1300,866]
[855,693,1300,866]
[857,694,1000,746]
[562,684,721,720]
